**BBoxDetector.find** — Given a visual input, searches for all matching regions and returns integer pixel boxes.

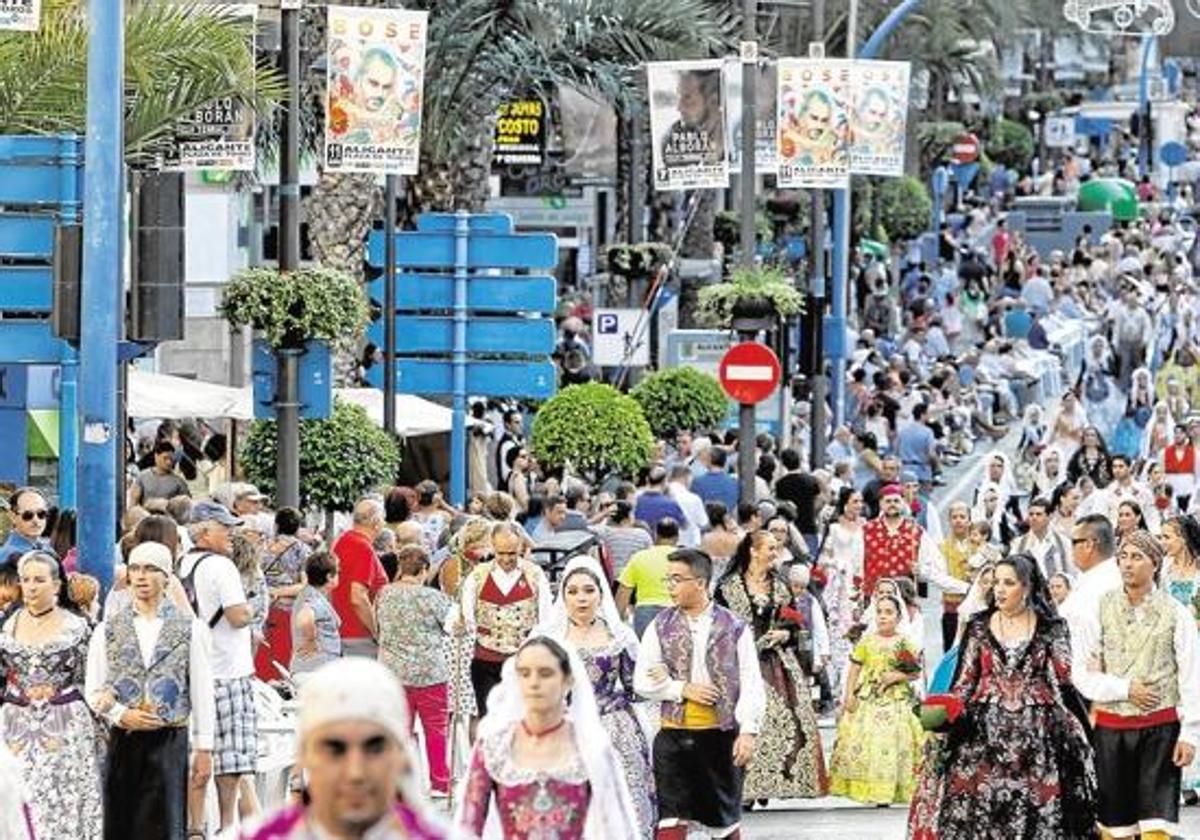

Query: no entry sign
[951,132,980,165]
[718,342,781,404]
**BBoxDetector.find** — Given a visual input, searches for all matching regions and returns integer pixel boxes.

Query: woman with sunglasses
[0,489,50,560]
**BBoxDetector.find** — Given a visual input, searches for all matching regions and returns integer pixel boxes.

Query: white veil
[454,640,640,839]
[533,555,639,658]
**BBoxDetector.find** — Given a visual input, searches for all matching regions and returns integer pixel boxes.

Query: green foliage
[606,242,674,277]
[695,266,805,328]
[240,399,400,513]
[0,0,283,164]
[713,210,774,251]
[916,120,967,172]
[220,266,368,351]
[876,176,933,243]
[630,367,727,438]
[987,118,1035,172]
[530,383,654,478]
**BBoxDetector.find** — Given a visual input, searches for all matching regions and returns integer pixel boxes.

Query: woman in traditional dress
[1043,388,1088,459]
[715,531,828,804]
[829,593,925,805]
[1,551,102,839]
[1032,446,1067,501]
[818,487,864,700]
[456,635,639,839]
[439,517,492,726]
[1067,426,1114,489]
[1160,514,1200,804]
[907,553,1097,839]
[534,556,655,838]
[1115,500,1150,539]
[1048,481,1081,544]
[1079,335,1123,442]
[1143,399,1175,462]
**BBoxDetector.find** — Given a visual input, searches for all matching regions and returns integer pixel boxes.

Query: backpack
[181,552,225,629]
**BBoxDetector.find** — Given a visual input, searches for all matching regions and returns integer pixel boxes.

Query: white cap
[298,659,410,746]
[127,542,173,575]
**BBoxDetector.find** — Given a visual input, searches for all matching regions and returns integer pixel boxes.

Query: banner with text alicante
[325,6,428,175]
[647,60,729,191]
[163,5,257,171]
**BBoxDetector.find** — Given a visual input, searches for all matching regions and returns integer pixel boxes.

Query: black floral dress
[907,613,1098,840]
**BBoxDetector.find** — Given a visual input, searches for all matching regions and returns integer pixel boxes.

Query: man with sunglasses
[0,488,50,562]
[1058,513,1121,655]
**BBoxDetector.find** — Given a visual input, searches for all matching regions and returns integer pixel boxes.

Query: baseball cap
[191,500,242,527]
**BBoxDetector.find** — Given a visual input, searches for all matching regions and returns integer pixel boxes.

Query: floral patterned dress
[1166,570,1200,791]
[829,632,924,804]
[907,614,1098,840]
[576,640,654,839]
[459,722,591,839]
[0,610,103,840]
[717,574,828,800]
[821,521,863,700]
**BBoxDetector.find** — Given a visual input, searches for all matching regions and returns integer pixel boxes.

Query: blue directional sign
[367,229,558,271]
[0,267,53,310]
[390,316,555,356]
[251,339,334,421]
[371,273,557,314]
[397,359,558,400]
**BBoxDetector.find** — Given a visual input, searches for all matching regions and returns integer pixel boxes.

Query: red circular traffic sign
[718,342,781,404]
[952,132,980,164]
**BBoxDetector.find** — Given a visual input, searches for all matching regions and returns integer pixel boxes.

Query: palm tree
[0,0,282,165]
[301,0,738,278]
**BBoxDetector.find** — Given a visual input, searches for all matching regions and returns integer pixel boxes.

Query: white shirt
[178,549,252,680]
[1012,529,1072,577]
[1095,481,1160,532]
[84,606,216,750]
[1070,586,1200,747]
[668,481,707,549]
[633,603,767,735]
[916,530,970,596]
[1058,557,1123,650]
[460,561,553,634]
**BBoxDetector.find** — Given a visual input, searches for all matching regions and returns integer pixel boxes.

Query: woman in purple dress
[535,556,655,838]
[456,636,639,839]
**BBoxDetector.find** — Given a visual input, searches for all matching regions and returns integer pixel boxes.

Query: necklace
[567,616,597,629]
[521,718,566,739]
[26,604,55,619]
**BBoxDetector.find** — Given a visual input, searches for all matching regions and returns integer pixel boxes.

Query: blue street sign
[0,266,52,311]
[395,359,557,400]
[251,339,334,421]
[0,322,69,364]
[950,162,980,189]
[0,215,54,258]
[0,365,29,409]
[368,273,557,314]
[1161,141,1188,168]
[381,316,555,356]
[366,229,558,270]
[410,212,514,235]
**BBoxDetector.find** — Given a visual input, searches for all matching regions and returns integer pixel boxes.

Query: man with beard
[861,485,967,609]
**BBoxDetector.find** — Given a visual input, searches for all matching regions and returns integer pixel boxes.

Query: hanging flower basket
[696,266,804,330]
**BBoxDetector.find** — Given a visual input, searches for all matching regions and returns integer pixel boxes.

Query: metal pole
[59,359,78,509]
[808,0,827,469]
[737,0,758,506]
[384,175,398,435]
[628,104,646,245]
[275,0,302,508]
[1138,35,1155,179]
[450,211,469,506]
[77,0,124,592]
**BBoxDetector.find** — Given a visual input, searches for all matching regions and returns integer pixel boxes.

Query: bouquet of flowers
[893,641,922,677]
[915,693,964,733]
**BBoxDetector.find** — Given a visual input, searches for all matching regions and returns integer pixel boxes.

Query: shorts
[214,676,258,776]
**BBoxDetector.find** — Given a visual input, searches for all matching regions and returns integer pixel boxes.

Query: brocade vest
[939,537,973,609]
[472,561,542,663]
[105,600,193,726]
[1097,588,1181,718]
[862,517,922,596]
[656,604,744,731]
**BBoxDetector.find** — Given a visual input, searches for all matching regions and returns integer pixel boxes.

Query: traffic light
[129,172,185,342]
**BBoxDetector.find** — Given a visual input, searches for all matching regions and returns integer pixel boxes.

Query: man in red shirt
[331,498,388,657]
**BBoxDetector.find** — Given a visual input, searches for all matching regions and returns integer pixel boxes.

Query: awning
[1077,178,1140,223]
[334,388,479,437]
[27,409,58,459]
[127,369,254,421]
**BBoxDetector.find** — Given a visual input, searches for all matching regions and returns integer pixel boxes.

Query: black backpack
[181,552,225,629]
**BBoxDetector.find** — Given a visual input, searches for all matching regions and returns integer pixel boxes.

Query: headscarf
[1119,528,1165,574]
[1034,446,1067,498]
[533,555,639,659]
[1142,399,1175,458]
[457,638,640,839]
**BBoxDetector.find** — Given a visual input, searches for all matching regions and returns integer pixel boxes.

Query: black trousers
[941,610,959,654]
[1094,720,1181,835]
[105,726,189,840]
[653,727,744,831]
[471,656,506,717]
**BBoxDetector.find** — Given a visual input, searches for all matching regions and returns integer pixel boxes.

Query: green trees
[531,383,655,479]
[631,368,728,438]
[220,266,368,352]
[876,176,933,242]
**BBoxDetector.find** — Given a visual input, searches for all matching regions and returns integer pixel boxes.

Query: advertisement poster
[646,60,728,191]
[0,0,38,32]
[777,58,852,188]
[325,6,428,175]
[849,60,910,177]
[163,5,257,171]
[493,97,546,167]
[724,60,778,174]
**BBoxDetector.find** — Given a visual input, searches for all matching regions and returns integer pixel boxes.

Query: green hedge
[530,383,654,478]
[631,367,728,438]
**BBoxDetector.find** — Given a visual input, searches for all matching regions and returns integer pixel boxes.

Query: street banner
[0,0,38,32]
[493,97,546,167]
[163,5,257,171]
[724,59,779,174]
[325,6,428,175]
[777,58,852,188]
[849,60,910,177]
[646,60,728,191]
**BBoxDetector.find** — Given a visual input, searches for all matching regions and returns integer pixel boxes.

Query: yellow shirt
[617,544,675,607]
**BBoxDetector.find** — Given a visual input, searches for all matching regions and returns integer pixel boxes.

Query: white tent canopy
[126,370,461,437]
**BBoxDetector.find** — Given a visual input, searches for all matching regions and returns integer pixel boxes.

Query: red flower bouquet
[916,693,964,732]
[893,643,922,676]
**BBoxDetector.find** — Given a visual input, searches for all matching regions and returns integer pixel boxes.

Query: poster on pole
[646,60,728,191]
[163,5,257,171]
[325,6,428,175]
[849,60,910,177]
[724,59,778,174]
[0,0,38,31]
[493,97,546,167]
[777,59,852,188]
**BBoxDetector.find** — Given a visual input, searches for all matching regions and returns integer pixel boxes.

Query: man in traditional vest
[862,484,966,609]
[1164,423,1196,511]
[634,548,766,840]
[937,501,975,651]
[1073,529,1200,840]
[85,541,216,840]
[460,521,552,718]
